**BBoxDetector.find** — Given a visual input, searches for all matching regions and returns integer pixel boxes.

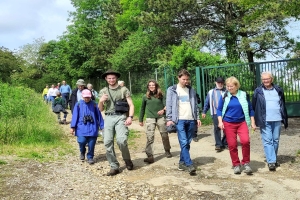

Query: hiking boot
[215,146,223,152]
[178,163,187,171]
[233,165,241,174]
[275,162,280,167]
[187,165,196,175]
[80,153,85,160]
[165,150,172,158]
[87,159,95,165]
[124,159,134,170]
[193,137,199,142]
[144,156,154,164]
[106,168,120,176]
[268,163,276,171]
[244,163,253,175]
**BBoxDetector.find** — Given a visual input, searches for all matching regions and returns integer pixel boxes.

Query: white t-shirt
[176,84,193,120]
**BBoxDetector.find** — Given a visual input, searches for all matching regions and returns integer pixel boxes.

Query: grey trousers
[103,114,131,169]
[145,117,171,156]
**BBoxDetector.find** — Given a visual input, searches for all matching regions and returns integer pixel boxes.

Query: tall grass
[0,83,72,160]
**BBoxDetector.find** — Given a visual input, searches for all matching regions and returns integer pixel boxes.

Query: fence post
[128,71,132,94]
[195,66,202,108]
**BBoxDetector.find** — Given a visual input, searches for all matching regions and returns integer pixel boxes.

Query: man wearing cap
[98,69,134,176]
[70,79,88,113]
[202,77,227,152]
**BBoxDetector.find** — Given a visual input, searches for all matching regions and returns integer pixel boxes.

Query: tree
[0,47,20,83]
[139,0,299,63]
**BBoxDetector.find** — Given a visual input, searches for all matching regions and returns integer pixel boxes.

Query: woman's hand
[70,128,75,135]
[157,109,165,116]
[218,122,224,130]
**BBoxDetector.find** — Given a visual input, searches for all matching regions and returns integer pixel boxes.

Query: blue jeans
[260,121,281,164]
[77,136,97,160]
[176,120,196,167]
[62,93,70,107]
[212,115,227,147]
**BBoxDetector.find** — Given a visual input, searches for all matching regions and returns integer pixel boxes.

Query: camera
[83,115,94,124]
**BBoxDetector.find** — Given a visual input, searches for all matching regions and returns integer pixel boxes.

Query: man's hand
[100,94,108,103]
[125,117,132,126]
[70,128,75,135]
[166,121,174,127]
[202,114,206,118]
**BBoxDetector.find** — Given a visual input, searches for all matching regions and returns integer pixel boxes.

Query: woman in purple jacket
[70,89,104,164]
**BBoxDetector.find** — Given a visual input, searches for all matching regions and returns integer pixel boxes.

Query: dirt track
[1,115,300,200]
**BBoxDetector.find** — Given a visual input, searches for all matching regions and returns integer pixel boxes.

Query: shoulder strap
[107,88,116,104]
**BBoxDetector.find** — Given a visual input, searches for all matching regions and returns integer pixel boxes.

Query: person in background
[139,80,172,164]
[166,69,201,176]
[98,69,134,176]
[118,80,125,87]
[70,89,104,165]
[202,77,227,151]
[217,76,256,175]
[70,79,88,113]
[55,82,61,89]
[47,84,59,107]
[252,71,288,171]
[87,83,98,99]
[60,80,72,109]
[42,85,49,103]
[52,91,68,124]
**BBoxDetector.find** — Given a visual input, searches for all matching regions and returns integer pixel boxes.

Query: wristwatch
[129,116,133,119]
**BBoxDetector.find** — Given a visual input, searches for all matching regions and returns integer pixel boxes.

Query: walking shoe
[233,165,241,174]
[178,163,187,171]
[244,163,253,175]
[144,156,154,164]
[165,150,172,158]
[268,163,276,171]
[275,162,280,167]
[80,153,85,160]
[124,159,134,170]
[187,165,196,175]
[193,137,199,142]
[87,159,95,165]
[106,168,120,176]
[215,146,223,152]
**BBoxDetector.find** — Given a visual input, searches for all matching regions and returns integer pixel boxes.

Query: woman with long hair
[139,80,172,163]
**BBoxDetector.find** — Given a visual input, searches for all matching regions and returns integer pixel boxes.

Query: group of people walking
[44,69,288,177]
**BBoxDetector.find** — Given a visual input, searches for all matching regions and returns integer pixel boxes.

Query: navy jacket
[252,84,288,128]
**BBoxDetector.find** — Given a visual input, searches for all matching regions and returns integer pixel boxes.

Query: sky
[0,0,75,51]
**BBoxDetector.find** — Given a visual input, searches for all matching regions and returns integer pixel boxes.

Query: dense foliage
[1,0,300,92]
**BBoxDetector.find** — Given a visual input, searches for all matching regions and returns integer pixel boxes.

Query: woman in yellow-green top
[139,80,172,164]
[42,85,49,103]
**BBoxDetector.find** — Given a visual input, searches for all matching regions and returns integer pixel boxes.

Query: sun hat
[76,79,86,86]
[82,89,92,98]
[215,77,225,83]
[101,69,121,79]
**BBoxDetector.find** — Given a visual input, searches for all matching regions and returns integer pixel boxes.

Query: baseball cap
[215,77,225,83]
[82,89,92,98]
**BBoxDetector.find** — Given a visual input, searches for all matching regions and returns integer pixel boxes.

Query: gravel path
[1,115,300,200]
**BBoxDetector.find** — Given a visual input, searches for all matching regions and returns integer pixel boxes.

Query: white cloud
[0,0,75,51]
